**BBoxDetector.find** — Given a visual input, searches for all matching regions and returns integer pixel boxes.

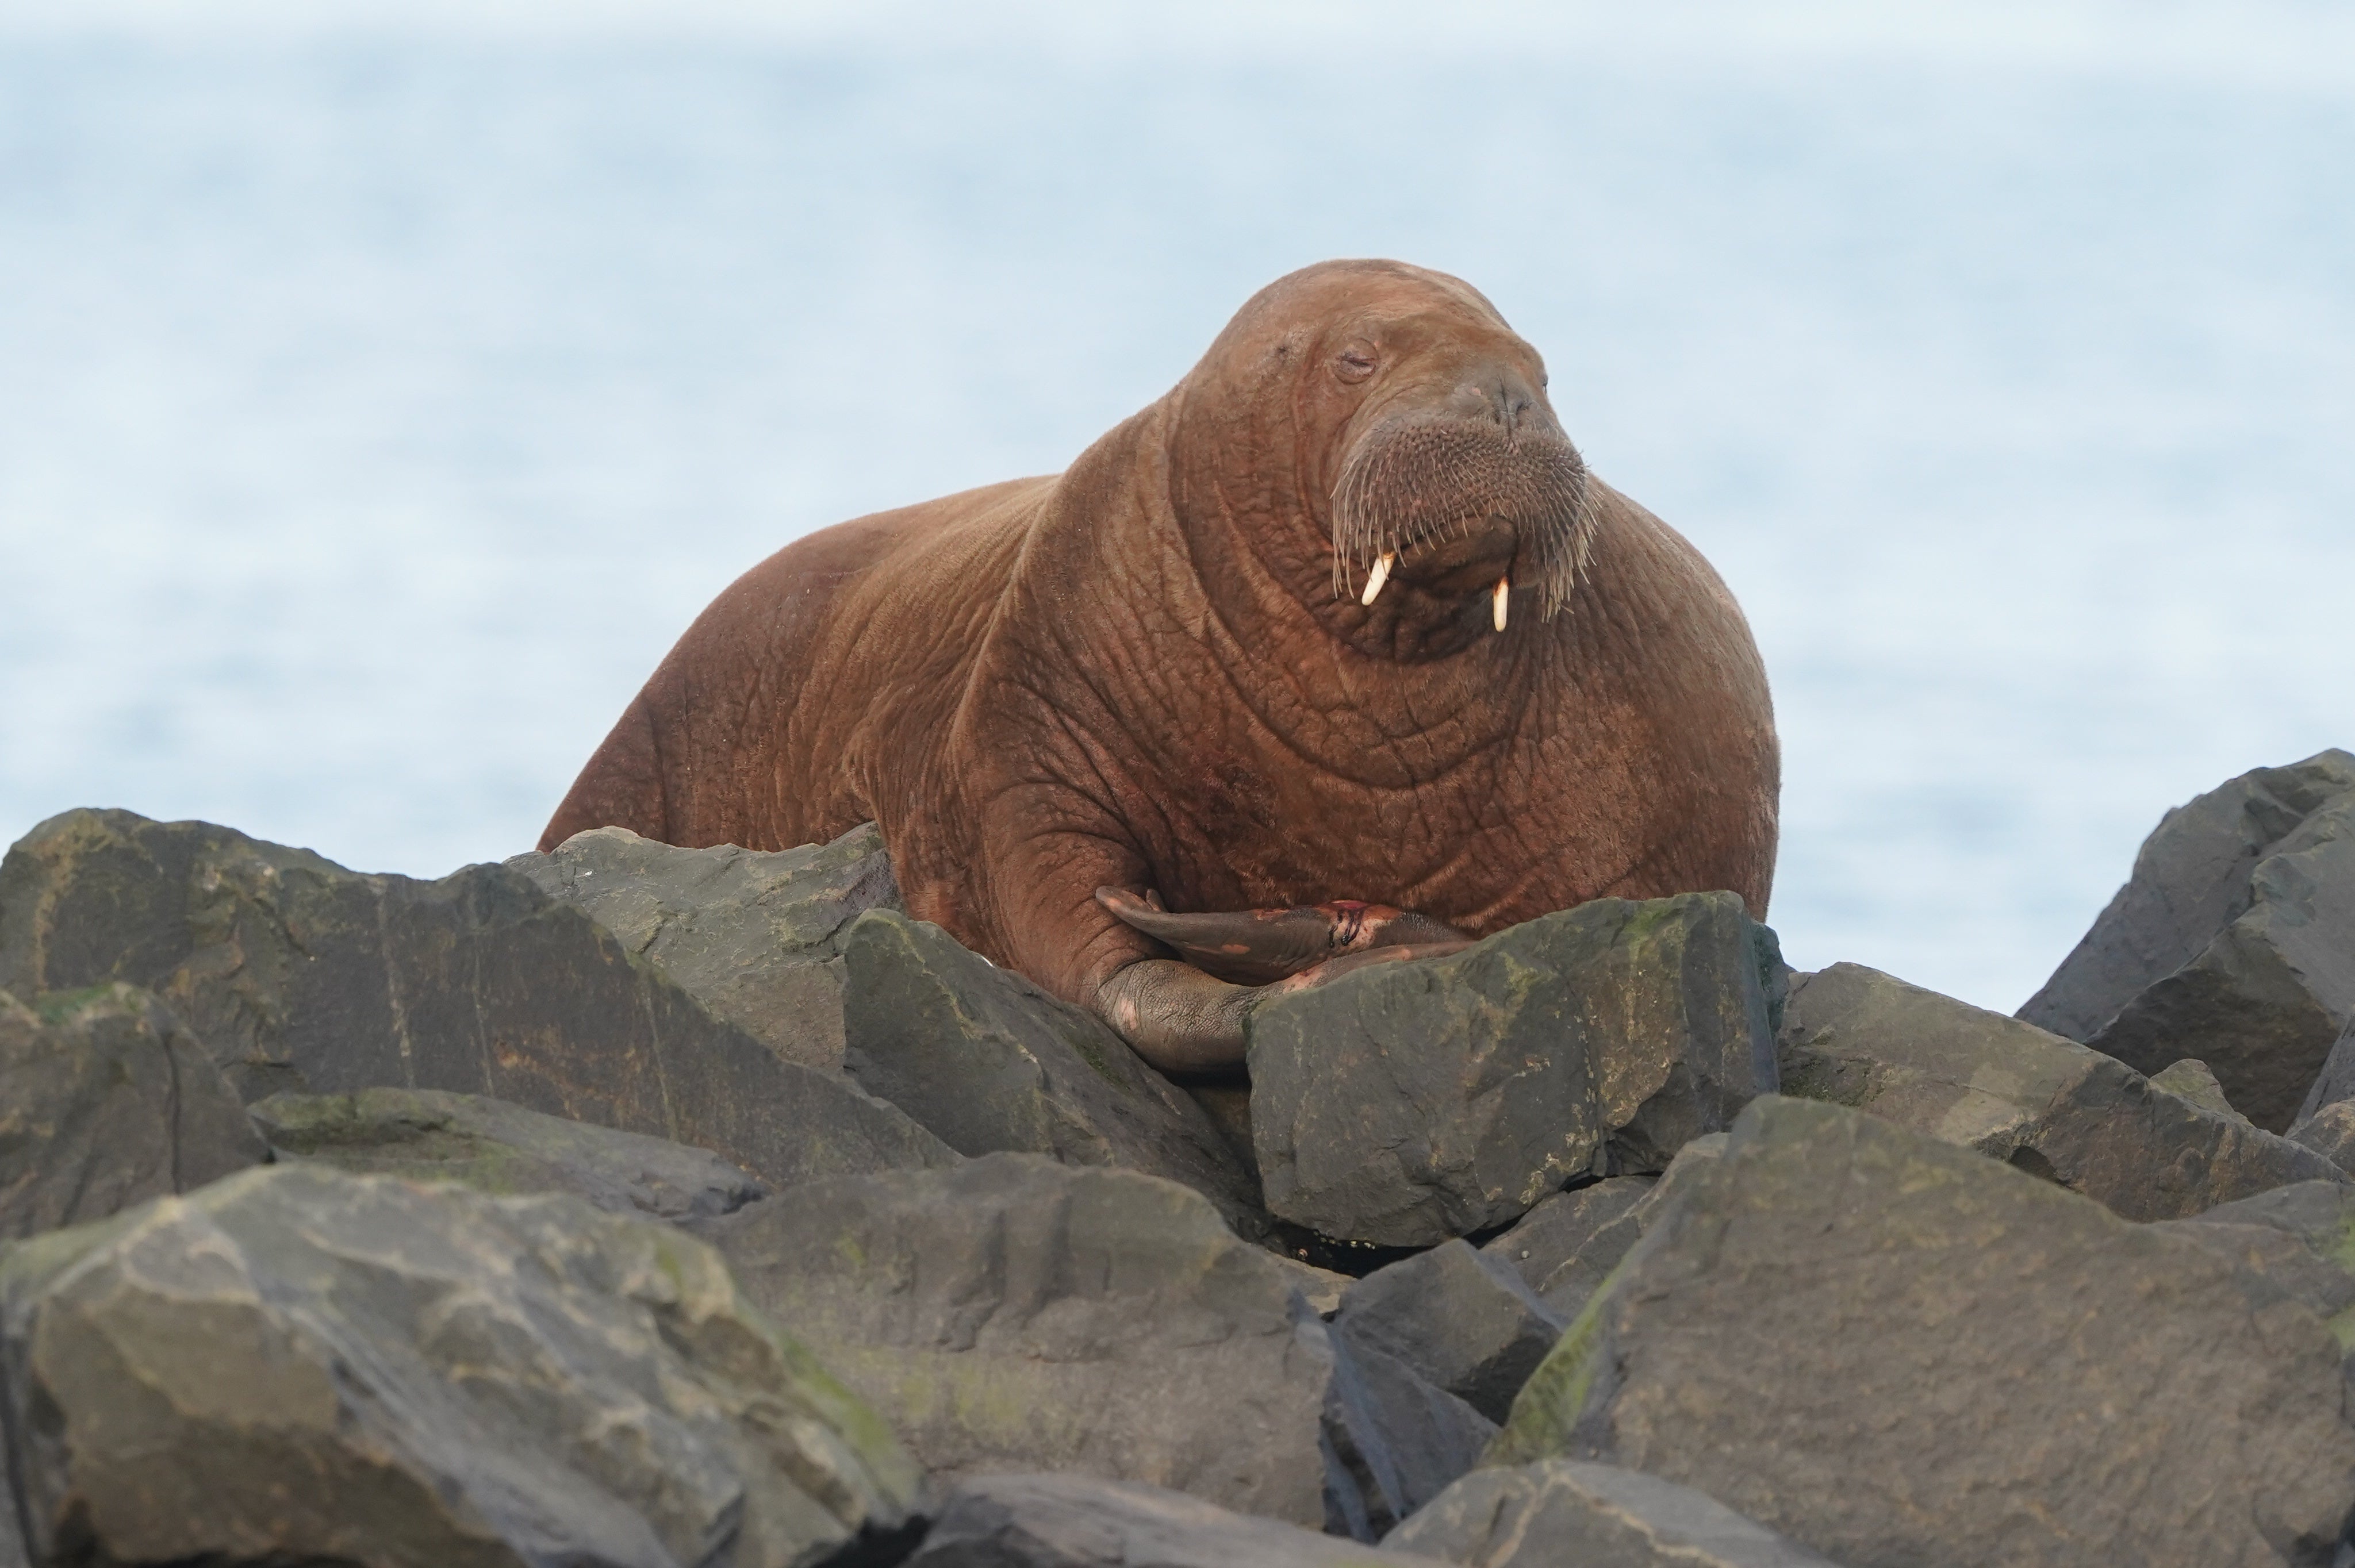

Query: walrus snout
[1440,363,1554,441]
[1329,412,1594,622]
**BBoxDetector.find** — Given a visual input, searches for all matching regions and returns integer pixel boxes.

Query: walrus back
[538,477,1047,853]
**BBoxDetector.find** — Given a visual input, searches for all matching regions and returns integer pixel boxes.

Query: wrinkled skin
[542,260,1779,1074]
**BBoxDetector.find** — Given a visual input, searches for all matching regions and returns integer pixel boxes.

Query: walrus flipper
[1094,887,1469,986]
[1091,935,1472,1077]
[1091,887,1471,1072]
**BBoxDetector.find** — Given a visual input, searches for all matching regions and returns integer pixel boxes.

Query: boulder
[704,1154,1332,1522]
[1247,894,1783,1247]
[908,1473,1443,1568]
[1333,1240,1563,1424]
[2155,1181,2355,1358]
[1478,1177,1655,1317]
[1321,1323,1498,1540]
[0,1165,922,1568]
[1493,1096,2355,1568]
[705,1152,1448,1531]
[2150,1057,2250,1123]
[1625,1133,1728,1230]
[1779,962,2341,1220]
[839,910,1263,1232]
[252,1086,766,1223]
[0,983,263,1239]
[504,821,900,1070]
[2289,1098,2355,1174]
[1387,1460,1843,1568]
[2293,1014,2355,1128]
[2018,750,2355,1131]
[0,808,957,1190]
[0,1376,21,1568]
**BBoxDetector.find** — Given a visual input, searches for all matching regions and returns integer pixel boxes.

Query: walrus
[543,260,1778,1073]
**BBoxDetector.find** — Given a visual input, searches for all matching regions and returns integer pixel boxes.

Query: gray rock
[1321,1326,1497,1542]
[1271,1254,1353,1317]
[0,808,956,1191]
[1247,893,1782,1247]
[703,1153,1338,1527]
[1493,1097,2355,1568]
[840,910,1263,1233]
[909,1473,1442,1568]
[1184,1083,1256,1173]
[0,1165,922,1568]
[1780,962,2341,1220]
[252,1086,766,1223]
[1478,1177,1655,1317]
[2289,1097,2355,1174]
[505,821,900,1070]
[1334,1240,1563,1423]
[1387,1460,1844,1568]
[2155,1181,2355,1353]
[2150,1057,2250,1123]
[0,1382,21,1568]
[1625,1133,1728,1233]
[2295,1013,2355,1128]
[0,983,263,1239]
[2019,750,2355,1130]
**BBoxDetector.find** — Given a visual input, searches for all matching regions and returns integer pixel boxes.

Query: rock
[2293,1014,2355,1128]
[1184,1083,1256,1173]
[839,910,1263,1232]
[1387,1460,1844,1568]
[2289,1098,2355,1174]
[0,1387,21,1568]
[1334,1240,1563,1423]
[0,983,263,1239]
[0,808,957,1190]
[1626,1133,1728,1231]
[1478,1177,1655,1317]
[704,1152,1338,1527]
[1270,1254,1353,1316]
[1246,893,1783,1247]
[1493,1097,2355,1568]
[0,1165,923,1568]
[908,1473,1443,1568]
[1318,1327,1497,1543]
[2150,1057,2250,1123]
[2155,1181,2355,1355]
[2019,750,2355,1131]
[505,821,901,1070]
[1779,962,2342,1221]
[252,1086,766,1223]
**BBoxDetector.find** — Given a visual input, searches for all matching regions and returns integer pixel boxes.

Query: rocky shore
[4,749,2354,1566]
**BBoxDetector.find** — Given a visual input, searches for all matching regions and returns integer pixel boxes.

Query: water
[3,4,2351,1012]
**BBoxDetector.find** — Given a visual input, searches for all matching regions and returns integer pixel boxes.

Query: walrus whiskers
[1328,414,1595,618]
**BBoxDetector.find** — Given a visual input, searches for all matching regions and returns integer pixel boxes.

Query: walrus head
[1173,259,1597,650]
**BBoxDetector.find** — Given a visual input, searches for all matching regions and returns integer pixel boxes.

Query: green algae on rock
[1779,962,2341,1220]
[0,807,956,1190]
[1387,1459,1843,1568]
[0,1165,922,1567]
[252,1085,766,1223]
[505,820,902,1071]
[707,1154,1361,1529]
[0,982,263,1240]
[1248,892,1782,1248]
[839,909,1263,1234]
[1490,1096,2355,1568]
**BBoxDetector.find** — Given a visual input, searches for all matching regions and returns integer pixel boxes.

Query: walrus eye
[1335,349,1377,384]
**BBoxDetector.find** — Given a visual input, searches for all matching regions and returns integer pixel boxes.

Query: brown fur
[544,260,1779,1058]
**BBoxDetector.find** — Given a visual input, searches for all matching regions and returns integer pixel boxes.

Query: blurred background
[2,0,2350,1012]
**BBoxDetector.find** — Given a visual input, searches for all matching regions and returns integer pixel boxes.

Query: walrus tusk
[1360,551,1395,606]
[1492,577,1510,631]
